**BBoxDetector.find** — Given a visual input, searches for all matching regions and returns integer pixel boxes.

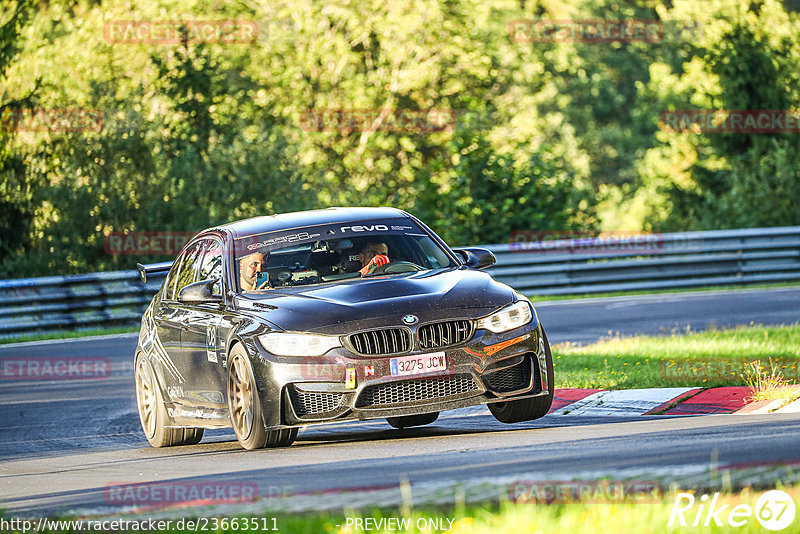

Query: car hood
[235,267,516,333]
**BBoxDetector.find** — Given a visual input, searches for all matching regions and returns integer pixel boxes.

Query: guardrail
[0,270,168,340]
[485,226,800,295]
[1,226,798,339]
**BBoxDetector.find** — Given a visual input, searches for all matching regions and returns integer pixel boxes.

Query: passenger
[358,241,390,276]
[239,252,268,290]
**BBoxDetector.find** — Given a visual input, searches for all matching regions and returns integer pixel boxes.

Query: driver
[239,252,270,290]
[358,241,390,276]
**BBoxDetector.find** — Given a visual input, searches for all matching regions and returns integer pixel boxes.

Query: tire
[386,412,439,429]
[227,344,298,450]
[489,328,555,424]
[135,354,204,447]
[180,428,205,445]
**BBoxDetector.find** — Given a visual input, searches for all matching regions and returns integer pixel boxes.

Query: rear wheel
[386,412,439,429]
[489,328,555,423]
[227,344,297,450]
[135,355,204,447]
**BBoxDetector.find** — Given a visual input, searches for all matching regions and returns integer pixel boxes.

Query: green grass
[553,324,800,390]
[527,281,800,302]
[7,486,800,533]
[0,326,139,345]
[423,490,800,534]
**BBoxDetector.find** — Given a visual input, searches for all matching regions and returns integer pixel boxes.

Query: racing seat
[337,246,363,273]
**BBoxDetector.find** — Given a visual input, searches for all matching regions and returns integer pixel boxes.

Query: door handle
[180,320,191,331]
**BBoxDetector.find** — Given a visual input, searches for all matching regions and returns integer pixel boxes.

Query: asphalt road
[1,287,799,517]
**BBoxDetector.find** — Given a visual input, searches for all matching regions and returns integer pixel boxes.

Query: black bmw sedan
[134,207,553,450]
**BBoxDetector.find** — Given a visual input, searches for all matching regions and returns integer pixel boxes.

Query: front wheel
[489,328,555,423]
[227,344,297,450]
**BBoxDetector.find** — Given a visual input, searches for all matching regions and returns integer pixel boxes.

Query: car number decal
[206,325,218,363]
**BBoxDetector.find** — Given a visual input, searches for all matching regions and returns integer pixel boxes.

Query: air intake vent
[418,320,473,350]
[484,357,531,393]
[288,387,346,417]
[355,374,479,408]
[349,328,411,355]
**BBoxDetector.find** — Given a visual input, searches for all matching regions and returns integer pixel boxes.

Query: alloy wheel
[228,353,254,440]
[135,358,157,438]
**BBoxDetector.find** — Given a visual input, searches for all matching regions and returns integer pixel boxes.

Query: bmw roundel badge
[402,314,419,325]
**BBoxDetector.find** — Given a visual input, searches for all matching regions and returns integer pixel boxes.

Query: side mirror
[178,279,223,304]
[453,247,496,270]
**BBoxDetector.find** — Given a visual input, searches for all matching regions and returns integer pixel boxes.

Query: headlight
[258,332,342,357]
[476,301,533,333]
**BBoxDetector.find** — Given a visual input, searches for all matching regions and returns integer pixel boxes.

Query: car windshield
[233,219,454,292]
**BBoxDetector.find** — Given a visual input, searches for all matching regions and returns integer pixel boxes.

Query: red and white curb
[550,387,697,416]
[546,386,800,416]
[440,387,800,418]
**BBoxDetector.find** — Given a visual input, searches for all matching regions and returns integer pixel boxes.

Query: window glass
[173,241,204,299]
[417,236,450,268]
[232,219,454,290]
[163,253,184,301]
[198,239,224,296]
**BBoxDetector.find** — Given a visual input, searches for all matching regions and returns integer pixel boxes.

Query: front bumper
[253,322,548,428]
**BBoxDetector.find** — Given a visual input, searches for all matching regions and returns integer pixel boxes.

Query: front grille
[356,374,479,408]
[418,320,473,350]
[288,387,346,417]
[349,328,411,355]
[484,357,531,393]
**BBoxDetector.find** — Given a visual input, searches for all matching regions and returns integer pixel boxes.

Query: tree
[638,0,800,230]
[0,0,38,275]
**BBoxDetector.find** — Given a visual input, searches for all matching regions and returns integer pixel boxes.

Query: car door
[178,237,228,414]
[155,241,204,403]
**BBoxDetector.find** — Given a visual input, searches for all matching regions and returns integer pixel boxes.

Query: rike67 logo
[669,490,796,531]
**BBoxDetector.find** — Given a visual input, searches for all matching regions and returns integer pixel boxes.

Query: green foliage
[0,0,37,270]
[415,135,594,245]
[640,0,800,230]
[1,0,799,277]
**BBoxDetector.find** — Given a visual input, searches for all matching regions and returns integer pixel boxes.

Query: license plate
[390,352,447,376]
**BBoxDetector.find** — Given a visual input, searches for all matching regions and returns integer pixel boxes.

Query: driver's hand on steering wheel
[359,254,390,276]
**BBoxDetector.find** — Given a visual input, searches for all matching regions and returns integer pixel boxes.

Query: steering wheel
[372,261,425,274]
